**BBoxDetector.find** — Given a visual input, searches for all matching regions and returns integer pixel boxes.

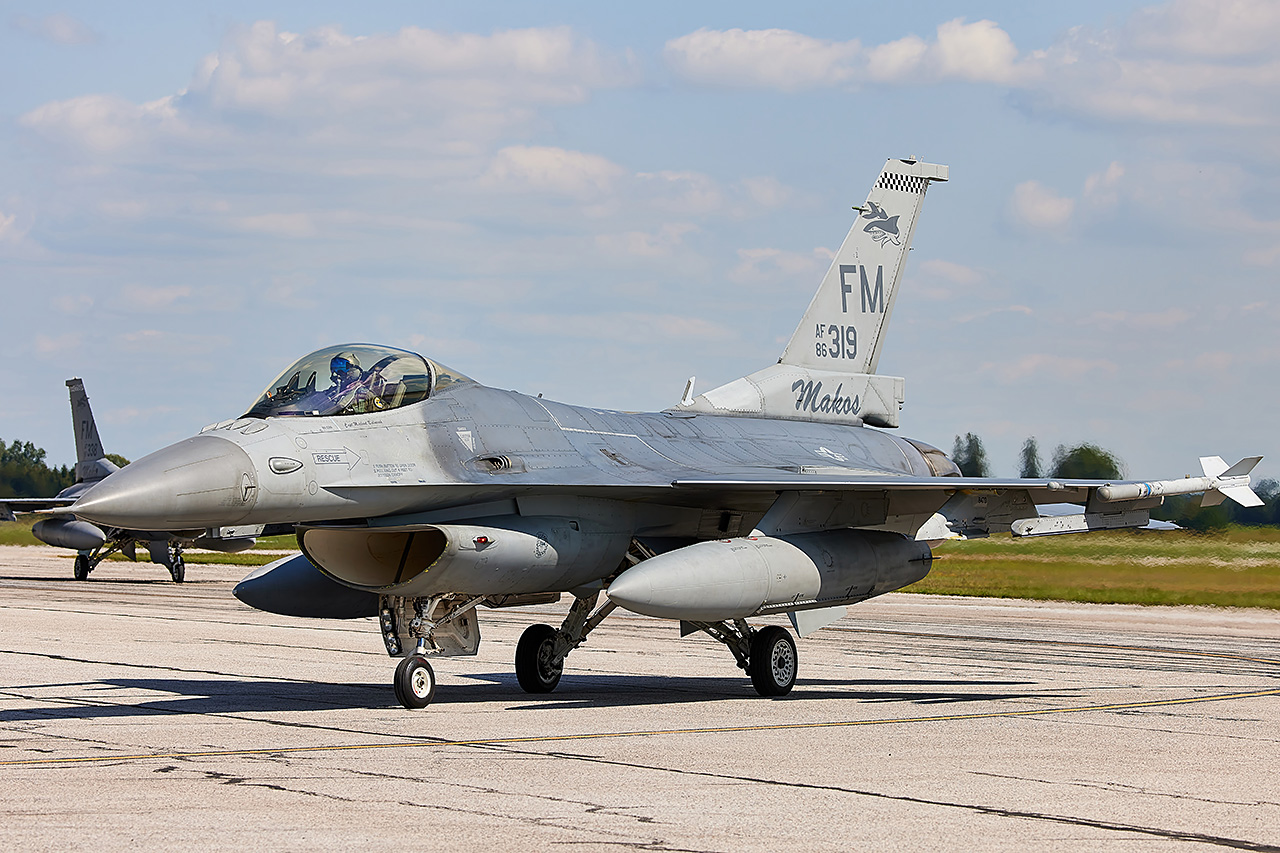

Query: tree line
[0,438,129,500]
[0,439,75,498]
[952,432,1279,531]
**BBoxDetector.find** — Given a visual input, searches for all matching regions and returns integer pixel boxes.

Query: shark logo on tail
[861,202,900,247]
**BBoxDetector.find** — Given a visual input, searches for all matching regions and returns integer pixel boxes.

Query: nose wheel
[393,654,436,709]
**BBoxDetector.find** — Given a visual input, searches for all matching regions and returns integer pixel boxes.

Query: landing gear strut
[514,591,618,695]
[380,594,483,710]
[684,618,798,697]
[71,539,131,581]
[161,543,185,583]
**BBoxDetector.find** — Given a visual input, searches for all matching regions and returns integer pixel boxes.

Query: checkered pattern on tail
[876,172,928,193]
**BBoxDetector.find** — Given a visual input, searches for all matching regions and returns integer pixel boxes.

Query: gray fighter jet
[2,378,257,581]
[69,158,1262,708]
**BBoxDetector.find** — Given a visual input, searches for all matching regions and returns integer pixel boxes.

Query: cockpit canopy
[244,343,471,419]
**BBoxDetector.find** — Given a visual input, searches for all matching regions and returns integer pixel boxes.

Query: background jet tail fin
[66,378,117,484]
[780,158,948,375]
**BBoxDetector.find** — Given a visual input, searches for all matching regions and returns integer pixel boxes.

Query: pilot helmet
[330,352,362,383]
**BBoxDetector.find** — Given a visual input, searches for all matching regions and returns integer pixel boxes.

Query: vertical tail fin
[67,378,117,484]
[781,158,948,374]
[678,157,947,428]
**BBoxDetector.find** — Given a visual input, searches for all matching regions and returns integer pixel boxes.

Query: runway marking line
[2,686,1276,768]
[838,627,1280,667]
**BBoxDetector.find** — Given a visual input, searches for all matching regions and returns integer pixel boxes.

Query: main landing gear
[155,542,186,583]
[72,539,186,583]
[514,591,617,695]
[376,567,799,707]
[682,619,798,696]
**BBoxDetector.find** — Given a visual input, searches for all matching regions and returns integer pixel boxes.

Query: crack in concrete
[475,746,1280,852]
[967,770,1280,808]
[324,756,665,829]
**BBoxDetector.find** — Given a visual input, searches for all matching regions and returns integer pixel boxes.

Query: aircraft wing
[0,497,77,522]
[673,457,1261,538]
[675,473,1094,497]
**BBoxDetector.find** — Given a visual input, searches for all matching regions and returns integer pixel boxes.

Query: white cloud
[954,305,1033,325]
[11,13,99,45]
[1010,181,1075,229]
[118,329,231,354]
[1126,0,1280,58]
[20,22,635,164]
[34,333,80,355]
[1082,161,1125,208]
[19,93,183,155]
[1091,308,1192,330]
[666,19,1024,90]
[595,223,698,257]
[665,7,1280,130]
[122,284,193,311]
[984,353,1118,383]
[738,176,792,209]
[231,212,318,238]
[501,311,733,341]
[55,293,94,315]
[932,19,1020,84]
[484,146,626,197]
[917,259,983,286]
[0,210,16,241]
[866,36,928,82]
[664,28,860,91]
[1008,161,1129,233]
[728,246,830,284]
[636,171,724,215]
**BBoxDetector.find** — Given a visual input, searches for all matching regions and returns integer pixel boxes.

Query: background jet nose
[73,435,259,530]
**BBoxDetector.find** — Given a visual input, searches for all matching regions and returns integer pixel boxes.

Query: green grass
[0,520,42,546]
[915,527,1280,608]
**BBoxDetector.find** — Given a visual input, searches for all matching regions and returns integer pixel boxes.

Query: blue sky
[2,1,1277,481]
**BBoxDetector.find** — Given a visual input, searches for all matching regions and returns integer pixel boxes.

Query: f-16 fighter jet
[70,158,1262,708]
[2,379,258,582]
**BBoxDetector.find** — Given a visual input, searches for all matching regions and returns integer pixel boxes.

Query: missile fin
[1199,456,1229,479]
[1222,455,1263,479]
[1218,485,1264,508]
[1201,489,1227,508]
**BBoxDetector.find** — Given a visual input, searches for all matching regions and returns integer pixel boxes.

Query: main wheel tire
[515,623,563,694]
[169,554,185,583]
[394,655,436,709]
[748,625,797,697]
[73,554,91,581]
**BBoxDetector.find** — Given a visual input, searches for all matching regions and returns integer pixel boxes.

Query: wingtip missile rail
[1096,455,1264,508]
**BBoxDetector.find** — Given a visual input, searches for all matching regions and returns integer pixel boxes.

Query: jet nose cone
[74,435,259,530]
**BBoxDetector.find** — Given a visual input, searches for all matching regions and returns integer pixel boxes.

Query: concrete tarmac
[0,545,1277,851]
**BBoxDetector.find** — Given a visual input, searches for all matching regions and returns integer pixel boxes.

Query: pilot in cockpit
[328,352,385,413]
